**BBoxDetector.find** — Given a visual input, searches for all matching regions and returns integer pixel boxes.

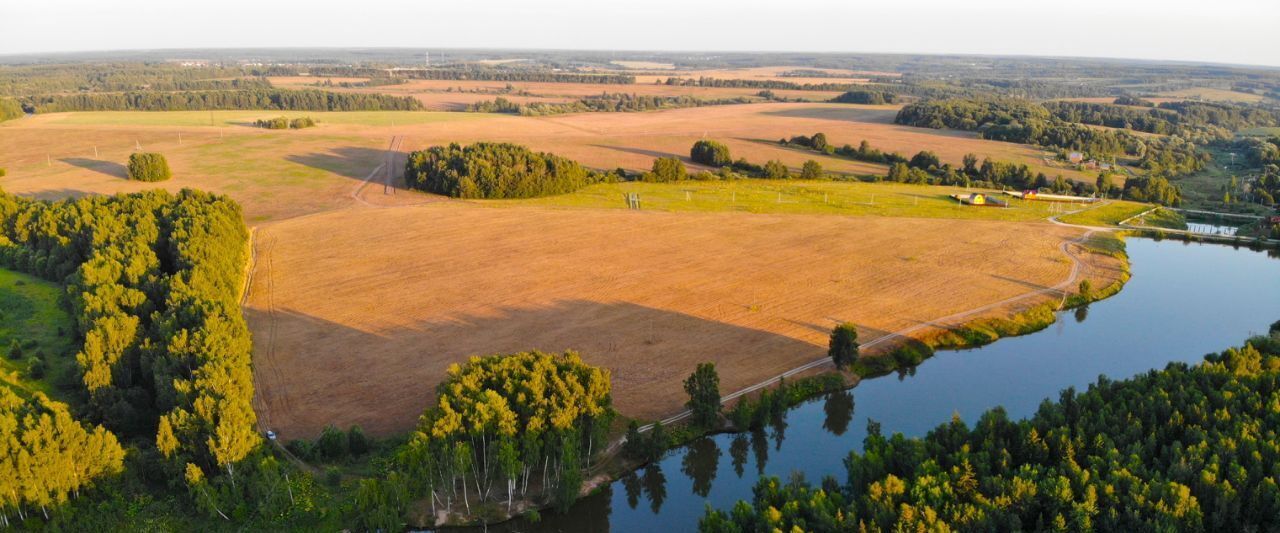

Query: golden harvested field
[0,103,1091,223]
[246,201,1116,438]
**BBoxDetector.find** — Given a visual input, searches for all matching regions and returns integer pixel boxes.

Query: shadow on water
[59,157,127,178]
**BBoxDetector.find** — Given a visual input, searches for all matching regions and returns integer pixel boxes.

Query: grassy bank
[1057,200,1186,229]
[502,180,1073,222]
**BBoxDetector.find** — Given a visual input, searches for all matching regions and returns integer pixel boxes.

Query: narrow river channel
[462,237,1280,532]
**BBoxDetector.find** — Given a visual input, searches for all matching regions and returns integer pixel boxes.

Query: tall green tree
[684,362,721,427]
[828,322,859,369]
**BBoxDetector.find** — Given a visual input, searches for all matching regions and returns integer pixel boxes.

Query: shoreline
[424,229,1133,529]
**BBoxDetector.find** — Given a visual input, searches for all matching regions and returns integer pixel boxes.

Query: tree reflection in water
[681,437,722,497]
[822,390,855,436]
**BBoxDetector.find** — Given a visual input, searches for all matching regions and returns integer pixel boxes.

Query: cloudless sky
[2,0,1277,67]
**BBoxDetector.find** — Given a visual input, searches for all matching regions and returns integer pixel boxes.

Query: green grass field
[500,179,1077,222]
[1057,201,1152,226]
[40,110,494,128]
[0,268,76,401]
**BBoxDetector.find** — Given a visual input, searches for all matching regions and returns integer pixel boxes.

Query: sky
[2,0,1277,67]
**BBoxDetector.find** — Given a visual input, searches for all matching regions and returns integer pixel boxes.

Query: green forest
[466,93,755,116]
[0,189,271,528]
[700,328,1280,532]
[22,88,422,113]
[404,142,604,198]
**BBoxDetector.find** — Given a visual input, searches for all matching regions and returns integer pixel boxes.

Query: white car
[265,430,277,441]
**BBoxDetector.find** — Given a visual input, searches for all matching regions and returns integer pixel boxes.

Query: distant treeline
[778,69,857,79]
[1044,100,1280,142]
[466,93,755,116]
[660,76,855,92]
[313,77,407,88]
[779,132,1180,203]
[830,89,896,105]
[0,62,274,97]
[895,98,1208,179]
[404,142,606,198]
[299,66,635,84]
[22,88,422,113]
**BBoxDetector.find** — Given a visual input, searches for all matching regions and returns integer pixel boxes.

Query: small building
[1270,215,1280,225]
[1067,152,1085,164]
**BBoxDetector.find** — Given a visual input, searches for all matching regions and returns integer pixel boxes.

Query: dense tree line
[22,89,422,113]
[0,98,23,122]
[660,77,856,92]
[0,189,260,523]
[1044,100,1280,141]
[302,66,635,84]
[830,90,896,105]
[779,133,1104,194]
[0,63,270,97]
[390,351,613,525]
[404,142,602,198]
[0,388,125,526]
[702,331,1280,532]
[467,93,755,116]
[896,97,1146,157]
[254,116,316,129]
[126,152,172,182]
[1234,136,1280,206]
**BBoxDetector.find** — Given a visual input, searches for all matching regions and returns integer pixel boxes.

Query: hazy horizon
[2,0,1276,67]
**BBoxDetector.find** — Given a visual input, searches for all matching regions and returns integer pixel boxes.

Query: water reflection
[822,390,855,436]
[729,435,749,478]
[640,464,666,514]
[466,239,1280,532]
[1073,304,1089,323]
[680,438,721,497]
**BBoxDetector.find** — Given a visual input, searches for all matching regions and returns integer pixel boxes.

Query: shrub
[763,160,790,179]
[690,140,732,167]
[800,160,824,180]
[316,424,348,461]
[126,152,172,182]
[0,168,6,178]
[7,339,21,360]
[26,355,45,379]
[347,425,369,456]
[647,156,688,183]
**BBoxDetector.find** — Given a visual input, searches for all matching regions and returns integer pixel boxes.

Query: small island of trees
[404,142,604,198]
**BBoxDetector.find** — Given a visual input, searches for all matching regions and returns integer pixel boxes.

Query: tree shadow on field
[245,299,836,440]
[760,106,898,124]
[990,274,1052,293]
[59,158,127,179]
[589,144,687,162]
[284,146,398,182]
